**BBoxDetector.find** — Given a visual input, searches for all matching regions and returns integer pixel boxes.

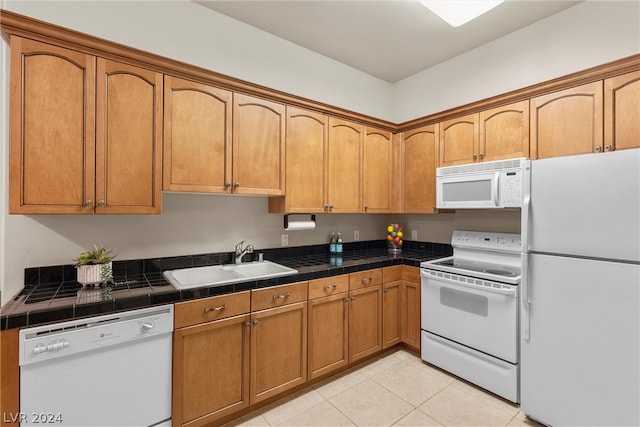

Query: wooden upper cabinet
[95,59,163,214]
[362,127,393,213]
[233,94,285,195]
[163,76,232,193]
[9,37,96,214]
[401,124,439,213]
[530,81,603,159]
[439,113,478,166]
[327,118,363,213]
[479,101,530,162]
[269,106,328,213]
[604,71,640,152]
[9,37,161,214]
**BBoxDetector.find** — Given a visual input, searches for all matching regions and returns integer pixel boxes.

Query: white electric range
[420,230,522,403]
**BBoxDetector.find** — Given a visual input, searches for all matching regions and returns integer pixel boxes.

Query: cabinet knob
[384,288,390,293]
[97,200,106,206]
[472,153,478,160]
[225,182,232,188]
[84,200,93,207]
[479,153,485,159]
[595,146,603,152]
[252,319,259,325]
[364,205,368,211]
[323,284,338,290]
[234,182,240,188]
[604,145,613,152]
[361,276,373,285]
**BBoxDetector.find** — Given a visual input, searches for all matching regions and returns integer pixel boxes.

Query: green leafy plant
[73,245,115,267]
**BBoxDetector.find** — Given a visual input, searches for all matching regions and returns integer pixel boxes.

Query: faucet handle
[246,244,254,253]
[235,240,246,254]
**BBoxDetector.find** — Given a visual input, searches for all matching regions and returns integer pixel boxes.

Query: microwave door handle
[492,172,500,207]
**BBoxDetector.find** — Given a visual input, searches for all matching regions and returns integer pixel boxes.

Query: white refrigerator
[521,148,640,426]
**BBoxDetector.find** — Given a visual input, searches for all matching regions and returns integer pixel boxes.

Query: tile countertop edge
[0,249,445,331]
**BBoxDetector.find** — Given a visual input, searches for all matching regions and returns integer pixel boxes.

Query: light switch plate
[354,230,360,241]
[281,234,289,246]
[412,230,418,240]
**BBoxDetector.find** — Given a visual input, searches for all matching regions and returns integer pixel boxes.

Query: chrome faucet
[234,240,254,264]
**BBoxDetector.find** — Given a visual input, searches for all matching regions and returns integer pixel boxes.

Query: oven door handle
[421,270,517,297]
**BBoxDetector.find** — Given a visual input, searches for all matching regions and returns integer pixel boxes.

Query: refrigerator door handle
[521,162,531,251]
[521,252,530,341]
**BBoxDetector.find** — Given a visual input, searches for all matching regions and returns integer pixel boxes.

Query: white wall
[1,0,638,303]
[1,0,394,120]
[393,0,640,122]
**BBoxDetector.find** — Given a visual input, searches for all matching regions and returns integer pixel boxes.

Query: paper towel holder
[284,214,316,230]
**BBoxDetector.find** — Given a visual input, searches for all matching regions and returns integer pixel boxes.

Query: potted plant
[74,245,115,286]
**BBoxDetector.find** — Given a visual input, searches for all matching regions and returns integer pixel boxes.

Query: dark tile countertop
[0,240,451,330]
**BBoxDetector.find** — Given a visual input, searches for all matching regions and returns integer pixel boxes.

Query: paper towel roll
[284,220,316,231]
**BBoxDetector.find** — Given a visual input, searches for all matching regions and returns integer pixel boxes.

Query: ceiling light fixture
[420,0,504,27]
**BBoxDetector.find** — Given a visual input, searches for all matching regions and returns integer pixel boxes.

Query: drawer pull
[361,277,373,284]
[344,297,352,302]
[272,292,291,300]
[323,284,339,290]
[384,288,390,293]
[204,304,227,313]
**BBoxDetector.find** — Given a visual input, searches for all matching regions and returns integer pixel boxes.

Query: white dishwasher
[19,304,173,427]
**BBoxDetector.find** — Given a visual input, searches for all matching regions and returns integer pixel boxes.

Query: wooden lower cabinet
[348,270,384,363]
[250,301,308,404]
[308,292,349,380]
[173,314,251,427]
[382,266,403,349]
[172,268,418,426]
[401,266,421,352]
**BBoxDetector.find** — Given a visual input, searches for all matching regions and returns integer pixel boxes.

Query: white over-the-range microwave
[436,158,531,209]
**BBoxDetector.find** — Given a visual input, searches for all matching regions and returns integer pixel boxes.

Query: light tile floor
[223,349,542,427]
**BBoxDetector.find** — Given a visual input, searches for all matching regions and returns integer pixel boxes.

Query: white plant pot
[76,262,112,286]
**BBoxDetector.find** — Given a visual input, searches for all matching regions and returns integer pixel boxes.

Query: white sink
[163,261,298,290]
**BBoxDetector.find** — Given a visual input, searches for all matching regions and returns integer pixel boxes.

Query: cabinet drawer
[349,269,382,290]
[309,275,349,299]
[251,282,308,311]
[402,266,420,283]
[174,291,250,329]
[382,265,403,283]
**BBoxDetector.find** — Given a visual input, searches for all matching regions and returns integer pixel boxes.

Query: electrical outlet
[281,234,289,247]
[354,230,360,241]
[411,230,418,240]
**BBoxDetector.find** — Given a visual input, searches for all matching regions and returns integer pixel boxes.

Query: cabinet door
[270,106,327,213]
[327,118,362,212]
[401,271,421,352]
[250,301,307,404]
[362,127,393,213]
[605,71,640,152]
[233,94,285,195]
[439,113,479,166]
[479,100,530,162]
[308,292,349,380]
[9,37,96,214]
[163,76,232,193]
[173,314,251,426]
[348,285,382,362]
[382,280,401,349]
[401,124,439,213]
[530,81,603,159]
[95,59,163,213]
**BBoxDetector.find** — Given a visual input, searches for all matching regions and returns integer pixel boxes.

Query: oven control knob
[141,321,155,333]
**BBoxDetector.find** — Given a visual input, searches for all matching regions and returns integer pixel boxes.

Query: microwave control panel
[499,170,524,207]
